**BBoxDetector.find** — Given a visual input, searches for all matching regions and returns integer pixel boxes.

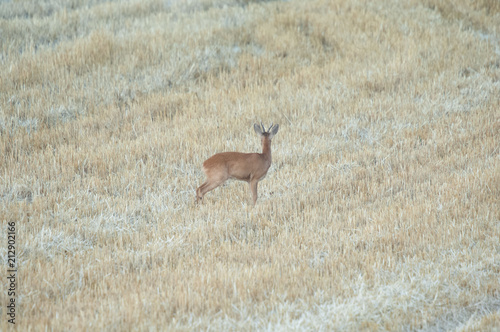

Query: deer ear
[269,124,279,138]
[254,123,264,136]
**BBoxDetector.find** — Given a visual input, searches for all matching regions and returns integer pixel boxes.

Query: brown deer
[196,123,279,205]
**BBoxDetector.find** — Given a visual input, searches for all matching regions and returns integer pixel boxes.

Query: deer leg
[197,178,225,203]
[250,180,258,206]
[196,182,208,203]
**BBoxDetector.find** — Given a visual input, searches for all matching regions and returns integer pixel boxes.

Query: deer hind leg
[196,182,208,203]
[196,177,226,203]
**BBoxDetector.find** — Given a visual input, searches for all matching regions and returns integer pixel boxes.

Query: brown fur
[196,124,279,205]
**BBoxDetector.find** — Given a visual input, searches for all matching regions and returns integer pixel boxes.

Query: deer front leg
[250,180,258,206]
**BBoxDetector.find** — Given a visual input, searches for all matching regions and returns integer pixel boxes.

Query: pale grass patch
[30,226,94,256]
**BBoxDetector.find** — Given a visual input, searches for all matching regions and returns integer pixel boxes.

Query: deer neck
[262,138,272,161]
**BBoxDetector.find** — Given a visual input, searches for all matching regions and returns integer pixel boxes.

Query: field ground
[1,0,499,330]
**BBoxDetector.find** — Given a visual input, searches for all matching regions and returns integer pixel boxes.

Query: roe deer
[196,123,279,205]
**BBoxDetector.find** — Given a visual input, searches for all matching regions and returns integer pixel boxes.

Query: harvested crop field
[0,0,499,330]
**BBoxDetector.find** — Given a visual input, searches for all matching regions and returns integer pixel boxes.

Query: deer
[196,123,279,206]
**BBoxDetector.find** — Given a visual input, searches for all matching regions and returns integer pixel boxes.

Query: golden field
[0,0,499,330]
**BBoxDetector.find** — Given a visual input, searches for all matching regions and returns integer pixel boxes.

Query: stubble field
[1,0,499,330]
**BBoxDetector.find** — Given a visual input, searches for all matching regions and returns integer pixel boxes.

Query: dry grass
[0,0,499,330]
